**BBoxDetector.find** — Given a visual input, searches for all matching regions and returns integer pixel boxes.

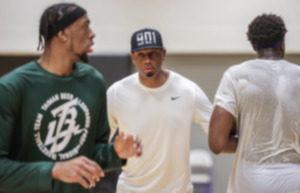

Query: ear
[280,40,285,51]
[251,43,257,51]
[162,49,167,60]
[130,53,136,65]
[57,30,68,42]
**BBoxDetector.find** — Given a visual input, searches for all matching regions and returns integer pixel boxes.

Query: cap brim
[132,45,164,52]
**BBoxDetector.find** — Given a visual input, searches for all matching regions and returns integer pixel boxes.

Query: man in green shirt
[0,3,141,193]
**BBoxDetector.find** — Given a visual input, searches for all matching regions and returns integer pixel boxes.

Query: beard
[70,37,89,63]
[146,72,154,77]
[76,53,89,63]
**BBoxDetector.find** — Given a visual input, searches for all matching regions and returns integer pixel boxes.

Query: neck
[139,69,169,88]
[38,45,76,76]
[256,48,284,60]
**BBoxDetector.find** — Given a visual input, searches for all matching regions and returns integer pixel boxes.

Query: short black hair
[37,3,85,51]
[247,13,287,49]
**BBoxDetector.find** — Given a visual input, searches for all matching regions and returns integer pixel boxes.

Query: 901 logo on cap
[131,28,164,52]
[136,31,157,46]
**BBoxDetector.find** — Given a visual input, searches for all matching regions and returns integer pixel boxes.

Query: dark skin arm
[52,156,104,189]
[209,106,238,154]
[52,132,142,189]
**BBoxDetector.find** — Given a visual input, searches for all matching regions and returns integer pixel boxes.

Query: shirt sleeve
[106,85,119,142]
[92,79,125,172]
[193,85,213,134]
[214,70,238,119]
[0,83,54,193]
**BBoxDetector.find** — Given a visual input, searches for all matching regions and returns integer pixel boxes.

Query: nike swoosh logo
[171,96,180,100]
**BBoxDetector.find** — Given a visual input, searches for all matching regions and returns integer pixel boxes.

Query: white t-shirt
[107,70,212,193]
[215,59,300,193]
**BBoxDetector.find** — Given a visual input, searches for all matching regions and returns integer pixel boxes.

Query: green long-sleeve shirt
[0,60,124,193]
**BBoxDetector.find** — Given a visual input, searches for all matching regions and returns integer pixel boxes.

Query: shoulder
[281,60,300,78]
[170,71,199,89]
[167,71,209,98]
[0,60,37,86]
[0,61,37,102]
[75,63,107,91]
[107,73,137,92]
[76,62,103,78]
[282,60,300,69]
[226,62,246,74]
[106,73,137,102]
[221,60,255,80]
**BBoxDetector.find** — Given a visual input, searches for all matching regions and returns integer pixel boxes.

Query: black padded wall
[0,54,132,88]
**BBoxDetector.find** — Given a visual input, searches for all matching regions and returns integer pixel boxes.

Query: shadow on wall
[0,54,132,88]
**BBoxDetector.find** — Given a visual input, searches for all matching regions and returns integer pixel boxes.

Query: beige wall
[1,0,300,54]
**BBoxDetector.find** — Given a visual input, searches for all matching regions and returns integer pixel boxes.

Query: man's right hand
[52,156,104,189]
[114,131,142,159]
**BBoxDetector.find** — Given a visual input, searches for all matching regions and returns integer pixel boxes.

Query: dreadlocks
[247,13,287,49]
[37,3,86,51]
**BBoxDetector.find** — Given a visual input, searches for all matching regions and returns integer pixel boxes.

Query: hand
[114,131,142,159]
[52,156,105,189]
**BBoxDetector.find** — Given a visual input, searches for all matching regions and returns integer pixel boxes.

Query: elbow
[209,145,222,155]
[208,138,225,154]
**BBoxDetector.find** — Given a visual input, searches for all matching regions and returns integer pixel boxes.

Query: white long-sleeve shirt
[107,71,212,193]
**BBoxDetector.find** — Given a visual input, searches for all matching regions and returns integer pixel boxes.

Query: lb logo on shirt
[33,92,90,160]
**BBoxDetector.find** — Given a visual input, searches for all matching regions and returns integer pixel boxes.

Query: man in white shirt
[209,13,300,193]
[107,28,213,193]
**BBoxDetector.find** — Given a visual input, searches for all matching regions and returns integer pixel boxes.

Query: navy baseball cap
[131,28,164,53]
